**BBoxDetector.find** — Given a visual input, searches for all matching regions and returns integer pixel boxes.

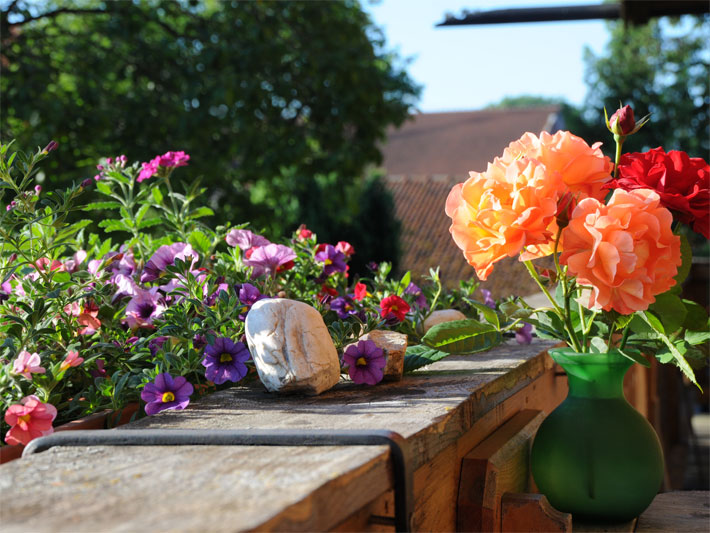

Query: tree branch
[7,7,108,27]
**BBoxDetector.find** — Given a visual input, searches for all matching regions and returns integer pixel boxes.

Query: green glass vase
[530,347,664,521]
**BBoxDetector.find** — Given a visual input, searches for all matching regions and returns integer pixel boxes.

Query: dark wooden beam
[437,1,709,27]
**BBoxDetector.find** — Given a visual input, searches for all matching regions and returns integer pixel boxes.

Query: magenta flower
[90,359,107,379]
[201,337,251,385]
[315,244,347,276]
[140,243,199,282]
[330,296,358,319]
[243,243,296,278]
[124,287,166,329]
[225,229,271,250]
[156,151,190,168]
[12,351,46,380]
[342,340,386,386]
[141,373,193,416]
[138,159,159,182]
[404,282,428,309]
[236,283,266,320]
[516,323,533,345]
[111,273,139,302]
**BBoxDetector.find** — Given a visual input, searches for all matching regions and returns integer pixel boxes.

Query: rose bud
[609,105,636,136]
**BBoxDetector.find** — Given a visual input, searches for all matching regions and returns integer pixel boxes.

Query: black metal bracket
[24,428,413,532]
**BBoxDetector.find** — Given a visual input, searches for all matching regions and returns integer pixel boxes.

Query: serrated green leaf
[618,348,651,367]
[98,219,130,233]
[135,203,150,225]
[138,217,162,230]
[84,201,122,211]
[188,230,210,255]
[639,312,698,387]
[403,345,451,373]
[95,181,112,196]
[422,319,502,354]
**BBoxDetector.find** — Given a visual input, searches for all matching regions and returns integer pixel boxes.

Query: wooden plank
[500,493,571,532]
[635,490,710,532]
[0,339,560,532]
[573,518,636,532]
[457,409,546,532]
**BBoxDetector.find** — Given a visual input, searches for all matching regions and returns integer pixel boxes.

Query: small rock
[360,330,408,381]
[245,298,341,395]
[423,309,466,332]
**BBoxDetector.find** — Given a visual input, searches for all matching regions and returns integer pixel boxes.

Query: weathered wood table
[0,339,567,532]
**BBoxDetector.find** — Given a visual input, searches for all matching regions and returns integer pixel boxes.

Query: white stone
[423,309,466,332]
[245,298,341,395]
[359,330,407,381]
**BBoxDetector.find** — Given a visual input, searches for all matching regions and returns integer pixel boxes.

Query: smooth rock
[423,309,466,332]
[245,298,341,395]
[359,330,408,381]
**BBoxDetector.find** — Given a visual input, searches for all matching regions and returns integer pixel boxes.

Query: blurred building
[379,106,562,297]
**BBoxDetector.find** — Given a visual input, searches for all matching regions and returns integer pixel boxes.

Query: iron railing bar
[23,428,413,532]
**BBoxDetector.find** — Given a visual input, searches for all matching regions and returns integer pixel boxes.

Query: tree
[577,15,709,156]
[485,95,564,109]
[1,0,419,269]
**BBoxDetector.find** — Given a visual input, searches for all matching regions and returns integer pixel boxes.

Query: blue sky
[362,0,612,112]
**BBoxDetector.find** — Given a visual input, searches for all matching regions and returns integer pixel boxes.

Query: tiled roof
[380,107,560,298]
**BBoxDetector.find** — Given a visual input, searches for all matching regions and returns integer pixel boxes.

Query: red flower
[335,241,355,257]
[380,295,410,323]
[353,282,368,301]
[610,148,709,238]
[609,105,635,135]
[297,224,313,241]
[318,284,338,304]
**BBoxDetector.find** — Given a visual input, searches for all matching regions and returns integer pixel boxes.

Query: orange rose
[501,131,613,201]
[446,157,562,280]
[560,189,681,314]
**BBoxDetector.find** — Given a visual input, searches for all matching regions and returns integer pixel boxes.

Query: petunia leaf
[422,319,503,354]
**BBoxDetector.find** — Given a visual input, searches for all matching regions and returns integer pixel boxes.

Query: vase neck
[550,349,633,400]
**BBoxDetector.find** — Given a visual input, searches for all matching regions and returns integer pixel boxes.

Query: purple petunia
[342,340,386,386]
[140,243,199,283]
[225,229,271,250]
[404,282,428,309]
[315,244,347,276]
[124,287,166,329]
[330,296,358,319]
[201,337,251,385]
[141,373,193,416]
[243,244,296,278]
[480,289,496,310]
[236,283,266,320]
[516,323,533,345]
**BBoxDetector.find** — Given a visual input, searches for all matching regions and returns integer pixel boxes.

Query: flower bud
[609,105,635,136]
[42,140,58,153]
[81,178,93,188]
[34,185,42,194]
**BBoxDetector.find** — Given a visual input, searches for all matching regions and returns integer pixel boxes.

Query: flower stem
[613,134,624,179]
[523,260,560,314]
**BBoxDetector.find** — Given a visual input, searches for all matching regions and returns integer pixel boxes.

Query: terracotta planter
[0,403,139,464]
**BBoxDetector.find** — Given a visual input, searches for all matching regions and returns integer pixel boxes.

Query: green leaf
[152,187,164,204]
[98,219,130,233]
[589,337,608,353]
[135,203,150,225]
[682,300,709,331]
[188,230,211,255]
[422,319,503,354]
[470,301,500,329]
[649,293,687,334]
[403,345,451,373]
[53,271,71,284]
[396,271,411,296]
[639,311,698,387]
[95,181,113,196]
[138,217,162,230]
[500,301,533,320]
[618,348,651,368]
[686,330,710,345]
[673,234,692,286]
[84,201,122,211]
[187,206,214,220]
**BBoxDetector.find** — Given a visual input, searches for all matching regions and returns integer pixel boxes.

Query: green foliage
[1,0,420,270]
[485,95,565,109]
[421,319,503,355]
[571,15,709,156]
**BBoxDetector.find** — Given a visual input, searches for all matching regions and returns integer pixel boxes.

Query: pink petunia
[12,351,46,380]
[59,350,84,372]
[4,395,57,446]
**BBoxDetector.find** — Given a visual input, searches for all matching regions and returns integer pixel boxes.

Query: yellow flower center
[356,357,368,367]
[325,258,333,266]
[18,414,31,424]
[220,353,233,363]
[161,391,175,403]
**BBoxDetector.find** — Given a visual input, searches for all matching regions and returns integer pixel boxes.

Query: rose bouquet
[445,105,709,385]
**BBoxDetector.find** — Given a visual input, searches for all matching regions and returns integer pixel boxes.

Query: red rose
[609,105,636,135]
[610,148,709,238]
